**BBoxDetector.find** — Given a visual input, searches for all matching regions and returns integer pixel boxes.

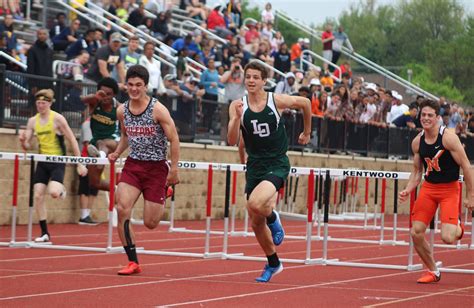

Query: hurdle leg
[363,203,368,229]
[470,210,474,249]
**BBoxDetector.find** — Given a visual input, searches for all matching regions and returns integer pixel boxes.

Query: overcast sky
[248,0,474,26]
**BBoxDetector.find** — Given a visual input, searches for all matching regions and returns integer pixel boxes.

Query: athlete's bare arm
[153,101,180,186]
[227,99,243,146]
[55,114,88,176]
[238,135,246,164]
[274,94,312,145]
[399,134,423,203]
[442,131,474,210]
[109,104,128,161]
[19,117,35,151]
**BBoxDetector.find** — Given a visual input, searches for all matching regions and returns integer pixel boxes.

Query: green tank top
[90,104,118,144]
[241,93,288,160]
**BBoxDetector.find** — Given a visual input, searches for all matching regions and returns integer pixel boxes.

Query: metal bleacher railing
[1,66,473,161]
[274,9,439,101]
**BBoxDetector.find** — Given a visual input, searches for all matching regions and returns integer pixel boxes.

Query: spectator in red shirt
[207,4,225,30]
[244,21,260,44]
[321,23,334,72]
[333,60,352,80]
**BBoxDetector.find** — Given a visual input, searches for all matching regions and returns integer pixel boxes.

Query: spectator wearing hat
[86,32,126,85]
[244,21,260,45]
[332,25,354,64]
[139,42,165,97]
[387,91,408,124]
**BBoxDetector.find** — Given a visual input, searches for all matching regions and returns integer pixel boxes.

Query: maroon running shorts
[119,157,169,204]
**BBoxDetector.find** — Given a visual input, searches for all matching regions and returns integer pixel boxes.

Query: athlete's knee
[144,217,160,229]
[247,197,262,213]
[33,190,44,201]
[410,226,425,240]
[441,232,456,244]
[116,203,132,219]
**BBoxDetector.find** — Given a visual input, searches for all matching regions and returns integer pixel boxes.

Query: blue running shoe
[267,210,285,246]
[255,263,283,283]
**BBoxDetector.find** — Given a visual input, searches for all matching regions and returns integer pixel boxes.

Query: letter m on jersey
[250,119,270,137]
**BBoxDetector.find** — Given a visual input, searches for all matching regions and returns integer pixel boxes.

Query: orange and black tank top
[419,126,459,183]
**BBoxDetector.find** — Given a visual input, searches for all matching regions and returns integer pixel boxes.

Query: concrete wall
[0,128,420,226]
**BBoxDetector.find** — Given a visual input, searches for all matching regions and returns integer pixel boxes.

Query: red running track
[0,217,473,307]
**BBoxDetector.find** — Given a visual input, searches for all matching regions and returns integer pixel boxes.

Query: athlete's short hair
[244,60,268,80]
[97,77,119,94]
[126,64,150,85]
[420,99,440,115]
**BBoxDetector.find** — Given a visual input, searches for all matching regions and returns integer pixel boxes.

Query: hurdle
[1,153,125,253]
[224,168,335,265]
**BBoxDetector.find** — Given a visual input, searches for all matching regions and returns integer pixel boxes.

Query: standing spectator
[261,2,274,24]
[275,72,296,95]
[359,95,377,123]
[321,23,334,72]
[86,32,126,85]
[332,25,354,64]
[448,103,462,131]
[220,57,245,143]
[152,11,169,41]
[26,29,54,95]
[320,72,334,93]
[270,31,284,53]
[94,28,105,49]
[49,13,66,40]
[387,91,408,124]
[52,18,80,51]
[273,42,291,76]
[139,42,165,97]
[261,21,274,41]
[127,3,145,27]
[310,79,324,117]
[200,58,222,131]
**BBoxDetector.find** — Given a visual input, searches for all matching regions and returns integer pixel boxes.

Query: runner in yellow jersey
[19,89,87,242]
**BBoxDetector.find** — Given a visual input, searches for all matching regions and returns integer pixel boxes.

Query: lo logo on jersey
[424,157,441,176]
[251,119,270,137]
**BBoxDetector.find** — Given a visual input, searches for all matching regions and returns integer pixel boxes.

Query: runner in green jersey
[81,77,120,191]
[227,61,312,283]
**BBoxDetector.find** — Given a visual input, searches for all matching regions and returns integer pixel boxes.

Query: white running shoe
[34,234,50,243]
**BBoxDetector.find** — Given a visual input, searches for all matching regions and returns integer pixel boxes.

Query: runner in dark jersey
[227,61,312,282]
[109,65,180,275]
[81,78,120,191]
[399,99,473,283]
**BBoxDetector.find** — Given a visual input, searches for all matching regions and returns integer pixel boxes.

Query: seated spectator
[172,33,203,60]
[49,12,66,40]
[163,74,186,98]
[270,31,284,53]
[391,102,418,128]
[116,0,131,22]
[320,72,334,93]
[152,11,169,41]
[0,0,22,18]
[0,14,16,51]
[275,72,296,95]
[333,61,352,81]
[261,21,274,41]
[207,4,233,39]
[261,2,274,24]
[139,41,165,97]
[226,0,242,27]
[127,3,145,27]
[52,18,80,51]
[70,50,90,82]
[185,0,207,21]
[273,42,291,77]
[86,32,126,84]
[94,28,105,48]
[290,38,302,64]
[65,29,99,60]
[145,0,163,16]
[244,21,260,45]
[298,86,310,99]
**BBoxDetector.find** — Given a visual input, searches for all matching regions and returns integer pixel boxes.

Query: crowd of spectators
[0,0,473,143]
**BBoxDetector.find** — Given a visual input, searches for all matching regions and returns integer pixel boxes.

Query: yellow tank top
[35,111,64,155]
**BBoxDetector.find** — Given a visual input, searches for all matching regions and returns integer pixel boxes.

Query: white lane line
[364,285,474,307]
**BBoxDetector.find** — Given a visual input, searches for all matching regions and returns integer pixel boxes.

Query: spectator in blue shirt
[65,29,98,60]
[171,33,203,60]
[52,19,80,51]
[392,102,418,129]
